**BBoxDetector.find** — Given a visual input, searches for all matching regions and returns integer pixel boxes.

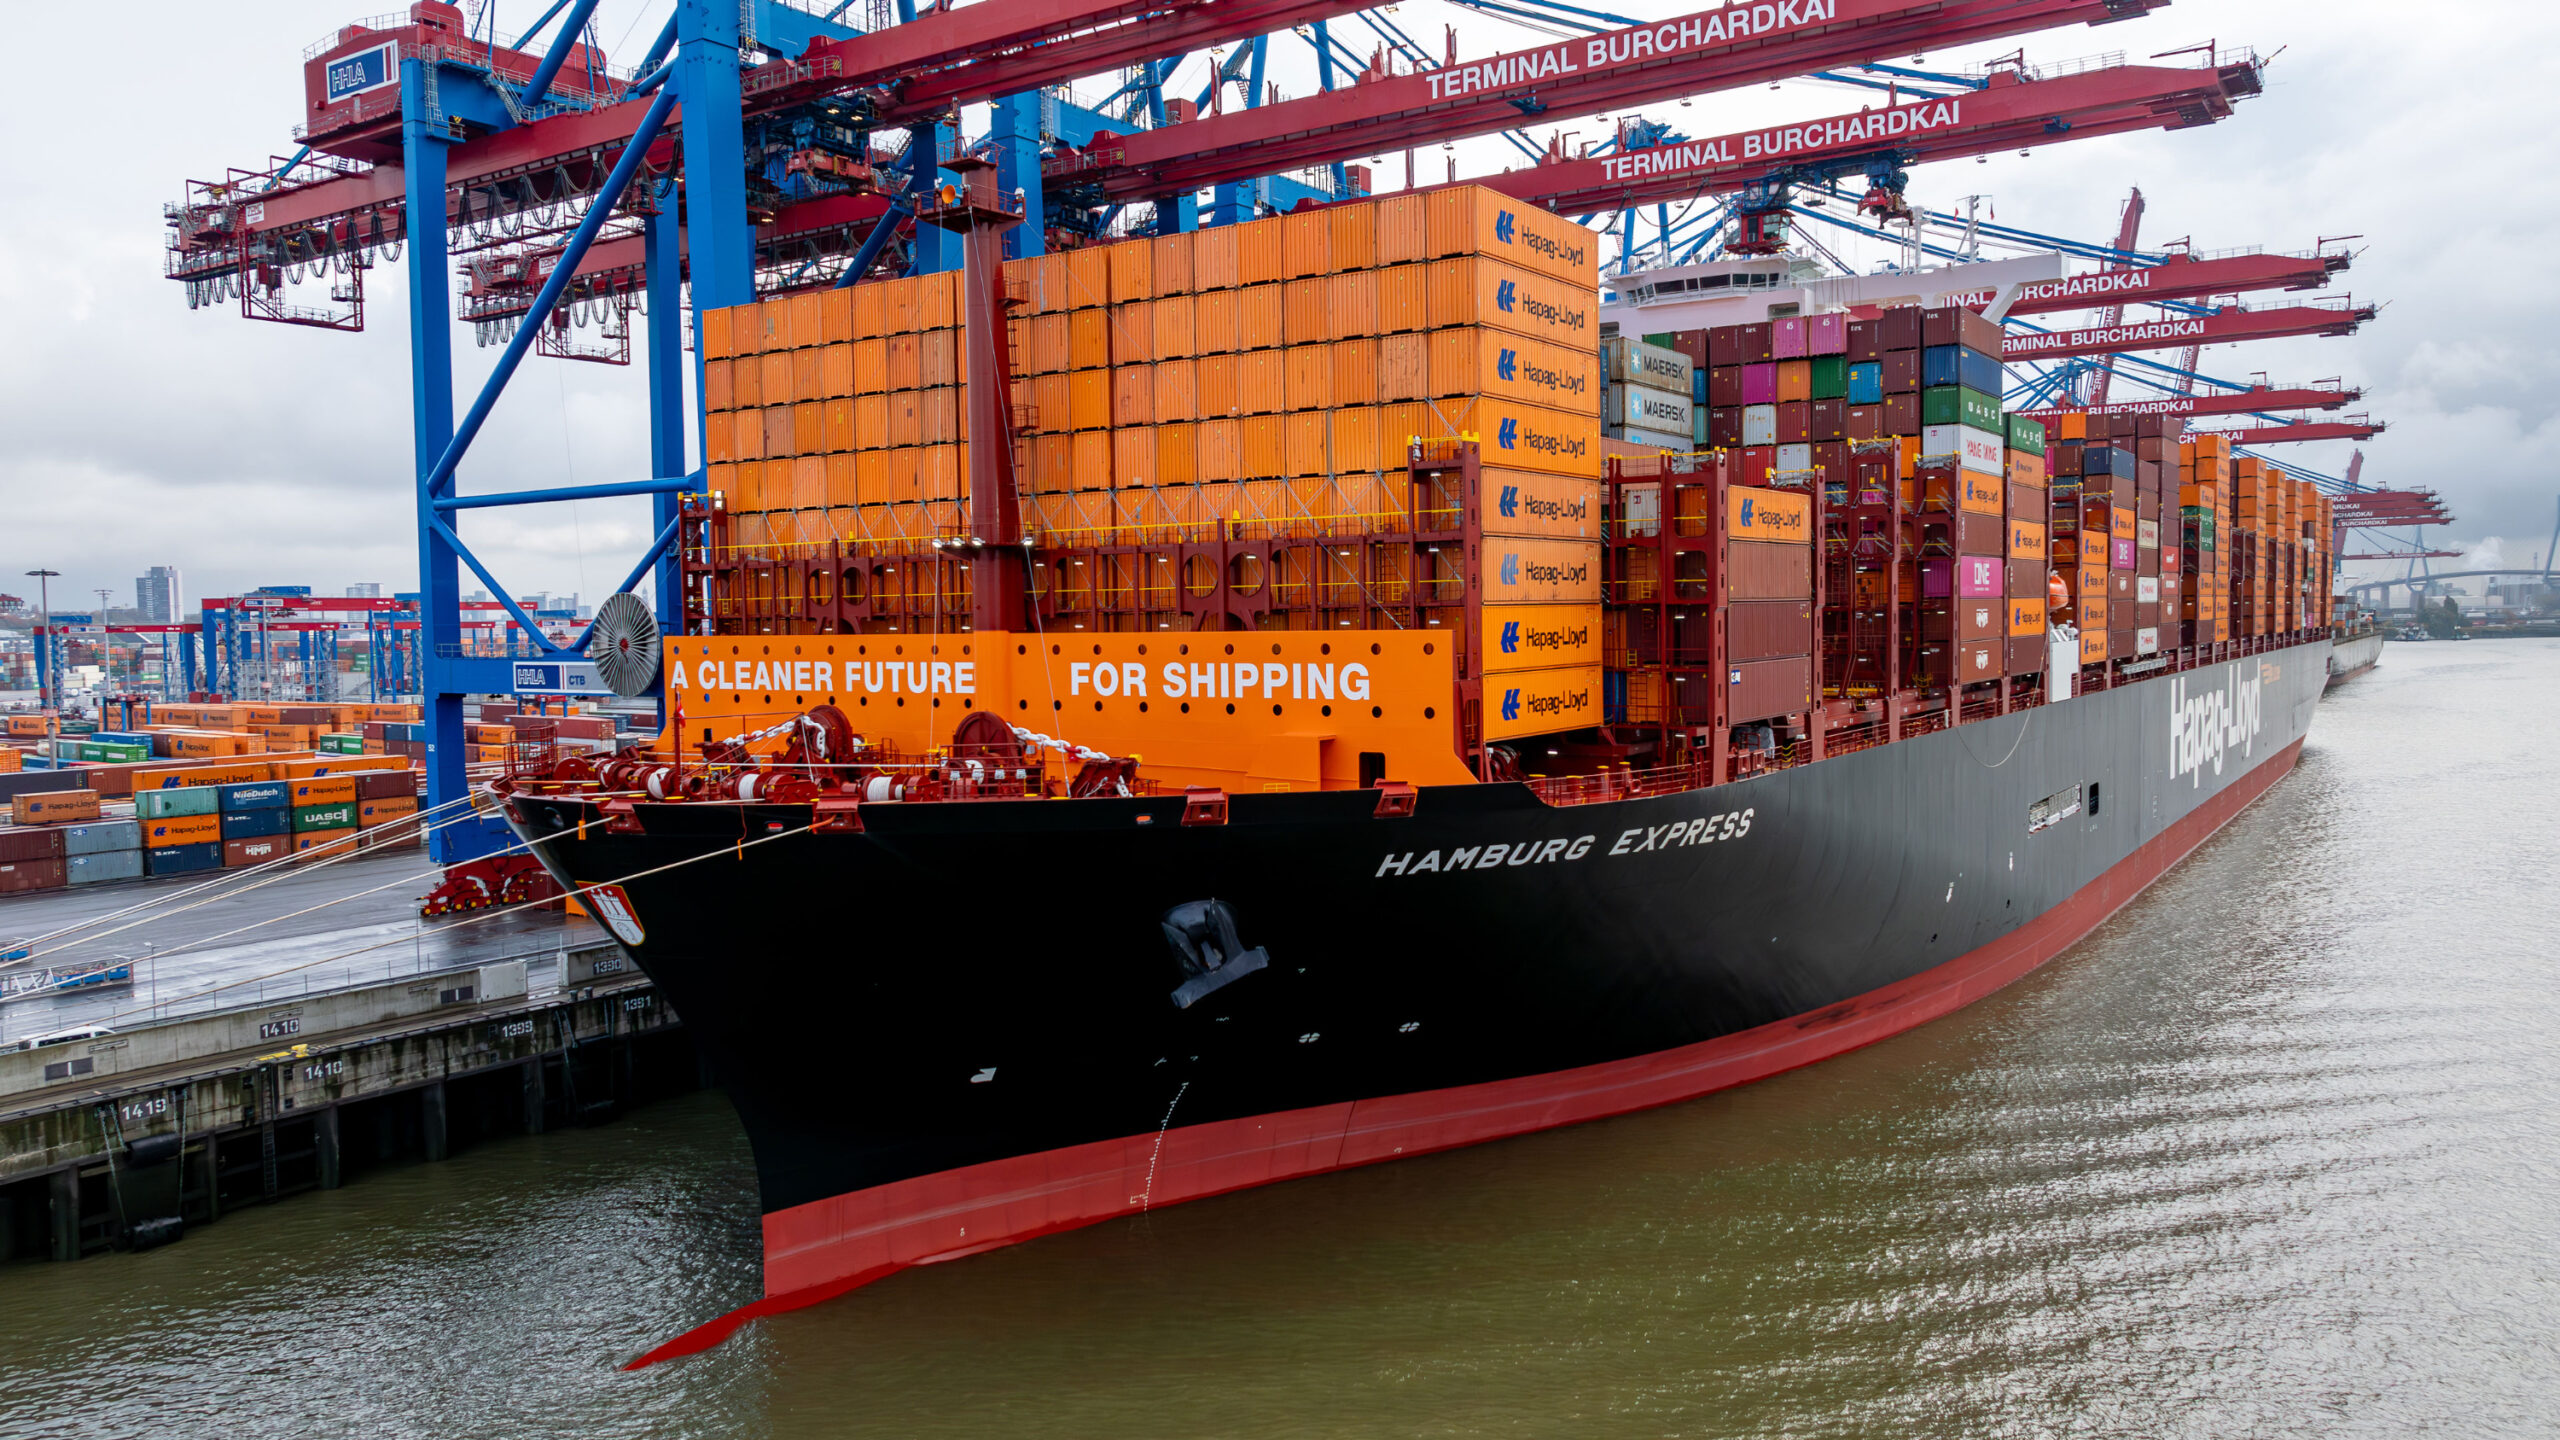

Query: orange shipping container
[1150,230,1194,295]
[1235,351,1283,415]
[1191,225,1239,290]
[1236,217,1284,285]
[793,402,823,454]
[1241,416,1286,478]
[1114,428,1157,487]
[1152,295,1196,359]
[704,412,738,463]
[886,335,921,390]
[855,450,892,506]
[1153,359,1199,422]
[920,271,957,329]
[792,347,822,402]
[1069,371,1112,431]
[1109,302,1154,365]
[819,287,854,344]
[760,351,793,407]
[704,358,735,411]
[1425,186,1597,283]
[1238,285,1284,350]
[1282,210,1332,277]
[920,331,957,387]
[1328,271,1378,339]
[1427,328,1600,411]
[853,338,887,393]
[1284,412,1331,477]
[764,407,796,458]
[1029,434,1073,494]
[820,343,854,397]
[1376,263,1428,333]
[1198,420,1242,482]
[1283,278,1329,346]
[793,455,826,511]
[787,292,822,350]
[887,392,922,447]
[1065,246,1109,308]
[1332,338,1379,406]
[1332,200,1378,272]
[1156,423,1199,487]
[1072,431,1112,490]
[920,389,959,445]
[1378,333,1429,401]
[1197,355,1239,417]
[702,304,740,358]
[1113,367,1154,426]
[1284,346,1334,412]
[851,280,887,337]
[1108,236,1153,301]
[1028,313,1070,374]
[1193,290,1238,355]
[1420,257,1599,349]
[1375,193,1427,265]
[1069,309,1109,369]
[855,394,890,448]
[1032,373,1072,433]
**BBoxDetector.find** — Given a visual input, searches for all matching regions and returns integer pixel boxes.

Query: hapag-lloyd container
[1431,328,1600,409]
[1420,257,1598,347]
[1474,469,1602,540]
[1478,603,1602,674]
[1482,663,1603,743]
[1478,537,1603,604]
[1425,187,1597,286]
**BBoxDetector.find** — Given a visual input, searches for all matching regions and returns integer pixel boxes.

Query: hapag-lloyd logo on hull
[2168,662,2265,787]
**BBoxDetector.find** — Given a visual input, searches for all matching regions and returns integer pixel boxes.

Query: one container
[13,791,100,824]
[59,819,141,857]
[65,849,144,886]
[146,840,224,876]
[224,836,288,868]
[292,802,359,832]
[1601,385,1692,434]
[144,814,220,848]
[221,807,290,840]
[1740,404,1778,446]
[1600,337,1693,396]
[135,787,218,820]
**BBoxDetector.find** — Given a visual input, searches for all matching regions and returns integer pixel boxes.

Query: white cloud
[3,0,2548,611]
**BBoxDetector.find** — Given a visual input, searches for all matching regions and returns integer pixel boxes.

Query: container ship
[489,180,2344,1362]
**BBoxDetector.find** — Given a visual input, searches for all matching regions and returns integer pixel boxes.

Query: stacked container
[139,786,223,876]
[288,774,360,857]
[219,779,293,868]
[700,185,1604,568]
[1599,336,1694,450]
[60,819,144,886]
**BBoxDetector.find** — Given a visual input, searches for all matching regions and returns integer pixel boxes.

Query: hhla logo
[2168,662,2264,787]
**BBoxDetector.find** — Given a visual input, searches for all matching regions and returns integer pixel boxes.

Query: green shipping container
[80,742,149,764]
[137,786,220,820]
[1920,385,2002,432]
[2006,411,2047,456]
[292,802,358,832]
[1808,354,1849,400]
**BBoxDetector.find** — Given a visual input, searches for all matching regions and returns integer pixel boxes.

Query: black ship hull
[508,640,2332,1364]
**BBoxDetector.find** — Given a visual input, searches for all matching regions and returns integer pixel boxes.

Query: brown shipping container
[1727,657,1814,724]
[1957,598,2002,643]
[0,826,67,863]
[225,836,288,869]
[1728,540,1813,600]
[0,857,67,894]
[1726,600,1814,661]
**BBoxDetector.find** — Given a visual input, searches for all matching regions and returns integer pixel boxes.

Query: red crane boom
[2002,298,2377,362]
[2013,385,2364,425]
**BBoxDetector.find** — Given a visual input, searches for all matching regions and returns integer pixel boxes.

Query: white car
[17,1025,112,1051]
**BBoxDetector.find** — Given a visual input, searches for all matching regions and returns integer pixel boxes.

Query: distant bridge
[2344,568,2557,599]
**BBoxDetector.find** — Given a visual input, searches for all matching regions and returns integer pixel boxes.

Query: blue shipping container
[218,779,292,813]
[221,807,290,840]
[2085,444,2136,479]
[59,820,142,857]
[1690,367,1710,403]
[66,849,144,885]
[1920,344,2004,396]
[146,840,224,876]
[1846,361,1883,406]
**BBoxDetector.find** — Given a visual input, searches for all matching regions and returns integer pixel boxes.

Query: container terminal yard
[9,0,2552,1429]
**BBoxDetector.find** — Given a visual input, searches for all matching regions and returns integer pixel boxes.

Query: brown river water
[3,639,2554,1438]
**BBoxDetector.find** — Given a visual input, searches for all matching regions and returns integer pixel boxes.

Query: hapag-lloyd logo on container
[2168,662,2264,787]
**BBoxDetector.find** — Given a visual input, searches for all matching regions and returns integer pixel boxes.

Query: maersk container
[1600,337,1693,396]
[1601,384,1692,434]
[1605,425,1691,451]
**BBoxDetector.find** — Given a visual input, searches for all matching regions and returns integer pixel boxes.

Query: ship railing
[1526,759,1712,807]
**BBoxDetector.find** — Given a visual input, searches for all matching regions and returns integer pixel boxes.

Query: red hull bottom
[625,738,2305,1368]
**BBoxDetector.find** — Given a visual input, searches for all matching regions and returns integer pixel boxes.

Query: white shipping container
[2136,625,2160,655]
[1921,422,2005,476]
[1741,403,1778,446]
[1602,384,1692,433]
[1604,424,1692,451]
[1600,337,1694,396]
[2137,575,2159,604]
[1775,443,1813,474]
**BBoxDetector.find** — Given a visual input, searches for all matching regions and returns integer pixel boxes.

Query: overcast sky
[3,0,2553,614]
